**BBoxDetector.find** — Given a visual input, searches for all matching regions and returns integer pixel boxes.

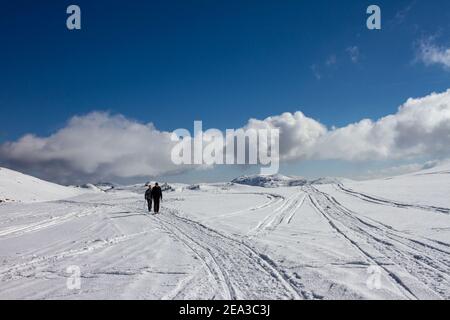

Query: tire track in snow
[0,206,102,238]
[286,194,307,224]
[0,231,149,281]
[308,186,450,299]
[202,193,284,222]
[336,184,450,215]
[151,214,236,299]
[307,189,417,299]
[148,209,310,300]
[247,190,306,237]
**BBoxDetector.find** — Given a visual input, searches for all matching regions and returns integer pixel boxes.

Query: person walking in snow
[145,184,153,212]
[152,182,163,214]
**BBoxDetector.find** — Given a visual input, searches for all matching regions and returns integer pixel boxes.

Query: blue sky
[1,0,450,183]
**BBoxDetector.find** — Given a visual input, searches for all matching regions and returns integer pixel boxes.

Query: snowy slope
[0,167,85,203]
[338,162,450,209]
[0,165,450,299]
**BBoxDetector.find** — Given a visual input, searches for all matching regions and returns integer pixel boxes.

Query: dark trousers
[147,200,152,212]
[154,199,160,213]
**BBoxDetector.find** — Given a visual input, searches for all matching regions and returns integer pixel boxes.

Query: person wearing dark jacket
[152,183,163,214]
[145,185,152,212]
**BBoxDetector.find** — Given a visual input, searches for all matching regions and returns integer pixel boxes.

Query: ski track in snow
[0,206,101,238]
[123,203,311,300]
[336,184,450,215]
[247,190,306,237]
[307,186,450,299]
[1,177,450,300]
[0,231,149,281]
[201,192,284,222]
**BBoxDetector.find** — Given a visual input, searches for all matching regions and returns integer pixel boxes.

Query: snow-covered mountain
[231,174,308,187]
[115,182,184,194]
[160,182,175,192]
[94,182,116,191]
[231,174,343,187]
[185,184,201,190]
[75,183,105,193]
[0,167,85,203]
[310,177,343,185]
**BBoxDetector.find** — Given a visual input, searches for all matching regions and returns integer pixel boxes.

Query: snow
[0,165,450,299]
[231,174,344,188]
[232,174,308,187]
[75,184,105,193]
[93,182,116,192]
[0,167,85,203]
[337,164,450,209]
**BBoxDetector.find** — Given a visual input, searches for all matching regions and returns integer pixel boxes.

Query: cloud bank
[0,113,184,184]
[314,89,450,160]
[418,38,450,69]
[245,89,450,162]
[1,89,450,183]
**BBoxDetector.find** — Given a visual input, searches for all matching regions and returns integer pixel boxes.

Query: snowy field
[0,166,450,300]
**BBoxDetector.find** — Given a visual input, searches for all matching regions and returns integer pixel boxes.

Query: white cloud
[326,54,337,66]
[244,112,327,161]
[246,89,450,162]
[310,64,322,80]
[417,38,450,69]
[325,89,450,159]
[0,113,186,184]
[311,55,338,80]
[346,46,360,63]
[1,89,450,183]
[391,1,415,26]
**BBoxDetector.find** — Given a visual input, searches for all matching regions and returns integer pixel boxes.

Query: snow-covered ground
[0,167,85,203]
[0,166,449,300]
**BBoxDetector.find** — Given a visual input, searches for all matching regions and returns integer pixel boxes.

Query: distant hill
[0,167,84,203]
[231,174,308,187]
[231,174,344,188]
